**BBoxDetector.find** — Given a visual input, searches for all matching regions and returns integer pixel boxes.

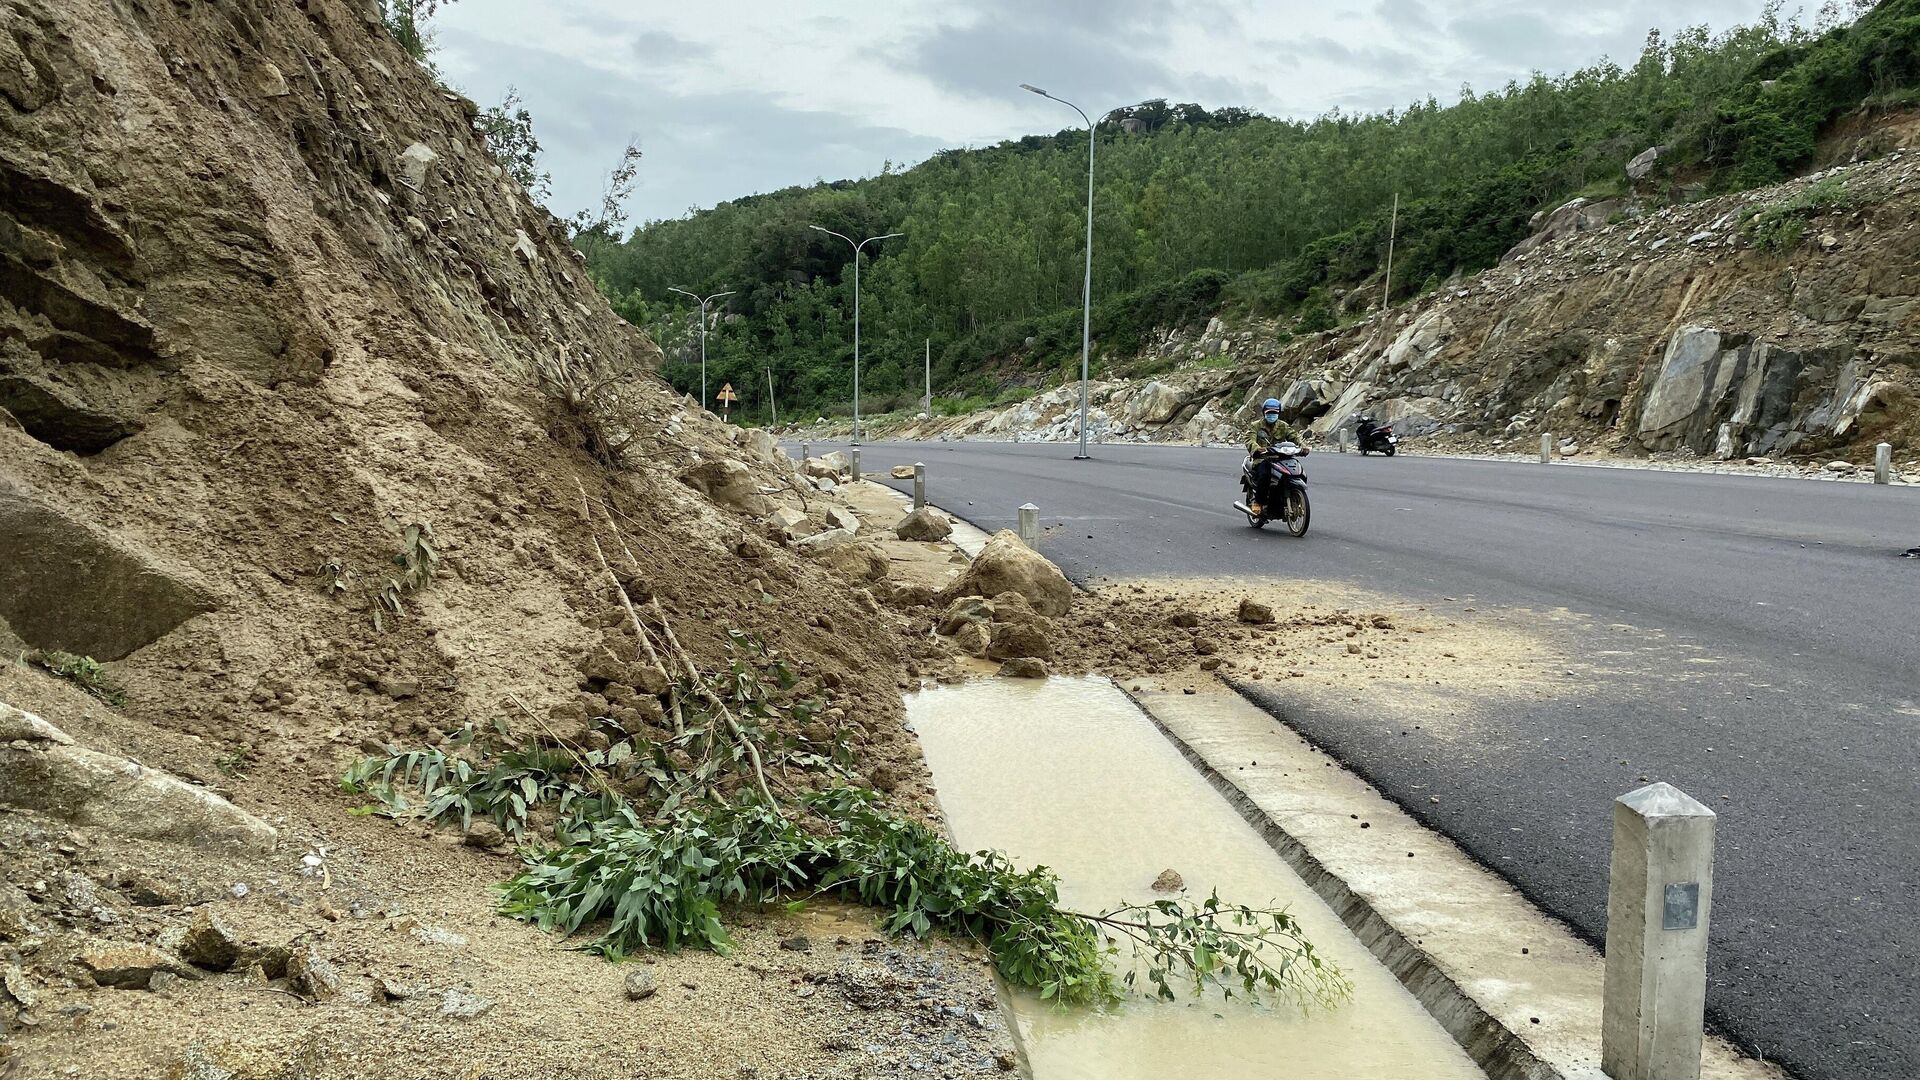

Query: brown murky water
[910,676,1484,1079]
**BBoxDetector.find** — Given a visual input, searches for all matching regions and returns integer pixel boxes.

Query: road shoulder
[1126,678,1781,1080]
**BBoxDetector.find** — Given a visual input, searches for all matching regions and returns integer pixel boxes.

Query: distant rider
[1245,398,1305,515]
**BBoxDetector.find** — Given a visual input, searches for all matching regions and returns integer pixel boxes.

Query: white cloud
[428,0,1782,225]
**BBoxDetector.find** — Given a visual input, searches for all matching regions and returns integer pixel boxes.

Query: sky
[429,0,1788,227]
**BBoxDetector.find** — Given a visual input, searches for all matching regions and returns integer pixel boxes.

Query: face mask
[1263,413,1280,424]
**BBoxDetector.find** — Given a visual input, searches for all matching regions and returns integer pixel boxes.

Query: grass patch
[1738,175,1853,251]
[31,650,126,706]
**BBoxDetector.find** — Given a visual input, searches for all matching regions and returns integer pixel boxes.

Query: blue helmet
[1262,398,1281,410]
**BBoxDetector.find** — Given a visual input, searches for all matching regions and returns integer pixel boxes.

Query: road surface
[806,438,1918,1080]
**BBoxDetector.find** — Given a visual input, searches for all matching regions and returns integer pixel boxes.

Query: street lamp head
[808,224,829,233]
[1019,83,1047,97]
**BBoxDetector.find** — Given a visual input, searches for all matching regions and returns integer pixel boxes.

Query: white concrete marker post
[850,447,862,483]
[801,440,811,464]
[1602,782,1717,1080]
[913,463,926,510]
[1875,442,1892,485]
[1017,503,1039,549]
[1541,433,1553,464]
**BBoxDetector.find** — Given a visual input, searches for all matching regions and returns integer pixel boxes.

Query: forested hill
[583,2,1920,422]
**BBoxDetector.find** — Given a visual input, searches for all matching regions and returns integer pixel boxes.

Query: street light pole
[1021,83,1097,460]
[667,286,734,412]
[809,225,902,445]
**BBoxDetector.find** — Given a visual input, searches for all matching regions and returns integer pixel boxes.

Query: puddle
[909,676,1484,1080]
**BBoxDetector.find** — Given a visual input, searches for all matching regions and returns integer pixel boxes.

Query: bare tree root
[573,479,684,736]
[569,477,776,810]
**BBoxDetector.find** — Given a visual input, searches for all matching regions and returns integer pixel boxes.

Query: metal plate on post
[1663,882,1700,930]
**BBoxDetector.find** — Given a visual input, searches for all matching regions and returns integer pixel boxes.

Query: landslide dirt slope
[0,2,983,1076]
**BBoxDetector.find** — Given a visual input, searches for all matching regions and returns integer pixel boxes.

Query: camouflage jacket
[1245,417,1300,454]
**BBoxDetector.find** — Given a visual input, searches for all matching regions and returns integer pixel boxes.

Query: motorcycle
[1355,415,1398,456]
[1235,443,1311,536]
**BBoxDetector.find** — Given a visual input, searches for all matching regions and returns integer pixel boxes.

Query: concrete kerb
[1118,678,1781,1080]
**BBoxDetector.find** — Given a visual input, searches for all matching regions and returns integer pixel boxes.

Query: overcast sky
[430,0,1786,226]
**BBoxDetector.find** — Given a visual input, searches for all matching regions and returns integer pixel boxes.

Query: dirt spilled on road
[1045,578,1578,739]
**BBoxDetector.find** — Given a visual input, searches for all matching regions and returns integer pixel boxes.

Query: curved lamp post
[1021,82,1097,460]
[667,286,734,411]
[810,225,902,445]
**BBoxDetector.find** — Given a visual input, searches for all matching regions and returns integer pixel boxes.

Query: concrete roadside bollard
[1602,782,1716,1080]
[1540,433,1553,464]
[850,447,862,483]
[1875,442,1892,485]
[913,463,927,509]
[801,440,811,463]
[1338,428,1348,453]
[1017,503,1039,549]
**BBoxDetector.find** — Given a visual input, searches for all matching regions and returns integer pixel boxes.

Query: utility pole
[923,338,931,417]
[1021,83,1098,460]
[666,286,734,412]
[766,366,778,428]
[809,226,903,445]
[1381,192,1398,313]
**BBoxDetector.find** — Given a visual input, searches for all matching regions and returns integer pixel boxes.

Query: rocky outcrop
[0,703,277,853]
[0,480,216,659]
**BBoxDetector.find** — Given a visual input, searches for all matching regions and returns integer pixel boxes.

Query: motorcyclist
[1245,398,1306,515]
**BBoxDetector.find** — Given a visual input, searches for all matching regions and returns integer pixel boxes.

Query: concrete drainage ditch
[908,675,1484,1079]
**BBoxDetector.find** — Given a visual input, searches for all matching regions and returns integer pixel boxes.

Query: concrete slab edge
[1118,681,1564,1080]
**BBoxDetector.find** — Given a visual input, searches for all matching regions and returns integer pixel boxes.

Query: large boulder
[1625,145,1663,182]
[0,702,277,853]
[946,531,1072,617]
[679,459,773,516]
[0,482,216,659]
[816,542,889,582]
[894,507,952,542]
[1503,197,1627,262]
[1121,380,1183,426]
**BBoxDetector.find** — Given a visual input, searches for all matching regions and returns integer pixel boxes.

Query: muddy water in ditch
[909,676,1483,1080]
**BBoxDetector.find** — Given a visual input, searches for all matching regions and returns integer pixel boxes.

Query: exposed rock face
[0,702,276,853]
[945,531,1073,617]
[0,482,216,659]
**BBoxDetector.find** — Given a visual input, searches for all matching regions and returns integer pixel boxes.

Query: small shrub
[32,651,126,706]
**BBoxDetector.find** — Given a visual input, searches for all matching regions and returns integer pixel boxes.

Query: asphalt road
[809,438,1919,1080]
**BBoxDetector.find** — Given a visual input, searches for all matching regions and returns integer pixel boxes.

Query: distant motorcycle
[1355,415,1398,456]
[1235,443,1310,536]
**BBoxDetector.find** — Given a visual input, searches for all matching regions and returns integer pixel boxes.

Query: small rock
[996,658,1048,679]
[1824,460,1857,474]
[464,821,506,849]
[1237,599,1275,625]
[287,944,343,1001]
[177,909,243,971]
[779,936,812,953]
[438,988,494,1019]
[623,967,658,1001]
[890,465,917,479]
[1150,868,1184,893]
[1169,610,1201,628]
[78,943,199,989]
